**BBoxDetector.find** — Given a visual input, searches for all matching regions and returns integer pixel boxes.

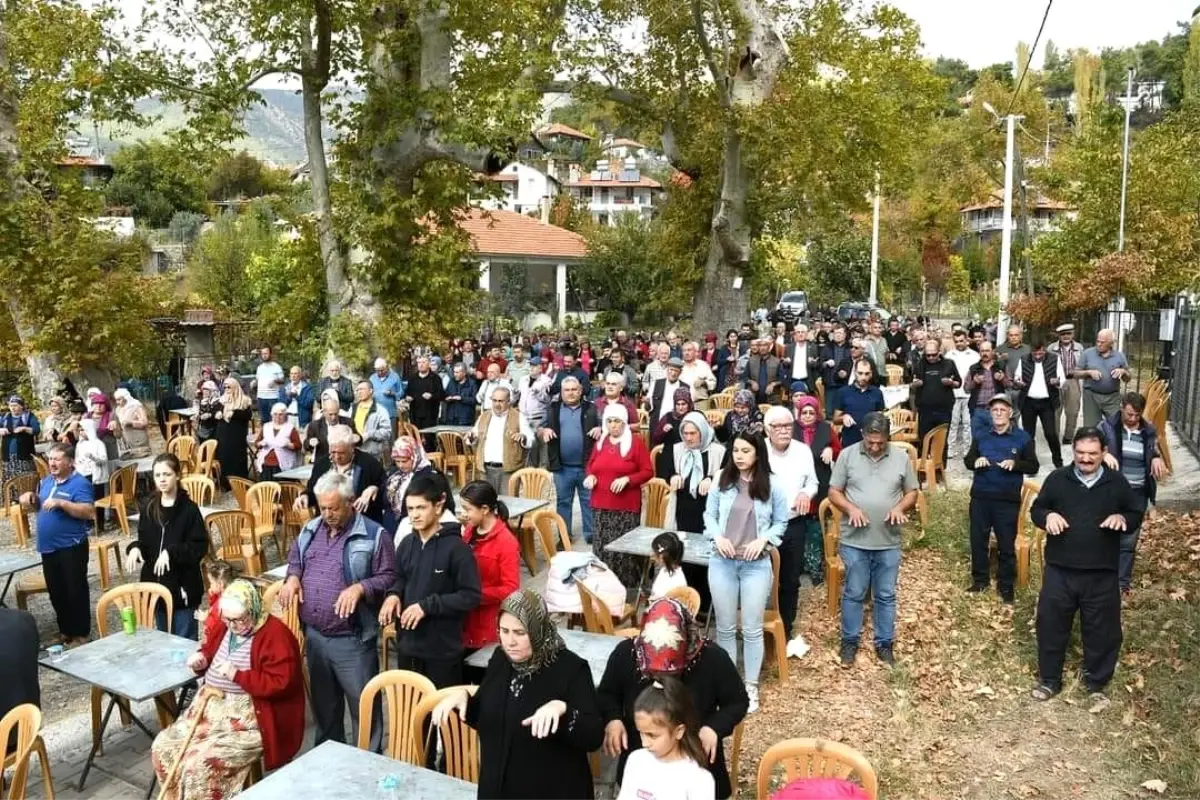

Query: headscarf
[89,392,113,433]
[391,435,430,478]
[793,394,820,447]
[85,387,102,413]
[200,380,218,396]
[634,597,705,677]
[500,589,565,677]
[726,389,763,436]
[601,402,632,457]
[48,397,69,422]
[112,387,145,423]
[675,411,714,498]
[221,379,251,414]
[218,579,270,633]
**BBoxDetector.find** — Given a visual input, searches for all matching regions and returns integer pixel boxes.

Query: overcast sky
[891,0,1193,68]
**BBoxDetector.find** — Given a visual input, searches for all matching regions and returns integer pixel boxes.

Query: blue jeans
[708,553,773,684]
[155,605,199,640]
[554,466,594,543]
[839,544,901,648]
[257,398,275,424]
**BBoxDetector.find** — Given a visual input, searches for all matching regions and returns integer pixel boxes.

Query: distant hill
[87,88,321,167]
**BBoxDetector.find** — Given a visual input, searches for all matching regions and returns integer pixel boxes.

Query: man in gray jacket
[1047,323,1085,443]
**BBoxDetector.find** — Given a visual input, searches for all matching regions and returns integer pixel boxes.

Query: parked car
[837,301,892,323]
[771,290,809,324]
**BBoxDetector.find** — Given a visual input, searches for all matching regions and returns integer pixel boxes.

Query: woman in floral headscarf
[598,597,749,800]
[651,386,694,448]
[791,394,840,512]
[0,395,40,482]
[431,589,603,799]
[152,579,304,800]
[194,380,222,443]
[384,435,435,525]
[716,389,763,447]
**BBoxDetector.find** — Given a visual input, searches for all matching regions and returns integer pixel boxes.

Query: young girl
[459,481,520,681]
[617,677,716,800]
[198,560,236,644]
[649,532,687,601]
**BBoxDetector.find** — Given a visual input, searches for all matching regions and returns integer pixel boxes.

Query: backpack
[544,552,627,617]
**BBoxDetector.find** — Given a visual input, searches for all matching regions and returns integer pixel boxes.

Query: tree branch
[691,0,729,108]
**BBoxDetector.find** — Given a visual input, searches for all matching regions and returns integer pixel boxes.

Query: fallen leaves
[1140,778,1168,793]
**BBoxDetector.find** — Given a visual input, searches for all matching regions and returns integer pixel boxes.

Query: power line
[1004,0,1054,117]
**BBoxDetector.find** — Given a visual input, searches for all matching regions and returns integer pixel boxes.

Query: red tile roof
[538,123,593,141]
[566,174,662,189]
[603,137,647,149]
[458,209,588,260]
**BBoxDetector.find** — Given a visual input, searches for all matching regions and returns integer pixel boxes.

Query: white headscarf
[601,403,632,457]
[112,387,144,411]
[675,411,714,498]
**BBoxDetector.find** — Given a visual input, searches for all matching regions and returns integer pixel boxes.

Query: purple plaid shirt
[287,515,395,637]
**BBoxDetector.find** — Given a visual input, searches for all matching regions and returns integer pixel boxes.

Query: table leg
[516,513,537,574]
[78,695,120,791]
[0,572,14,608]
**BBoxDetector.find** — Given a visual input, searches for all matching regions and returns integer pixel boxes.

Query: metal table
[419,425,475,436]
[118,456,156,475]
[39,628,198,793]
[0,549,40,607]
[604,527,713,618]
[275,464,313,482]
[237,740,476,800]
[262,564,288,581]
[466,627,623,686]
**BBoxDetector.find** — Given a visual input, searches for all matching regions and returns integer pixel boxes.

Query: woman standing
[716,331,742,391]
[0,395,41,482]
[215,378,253,487]
[432,590,604,799]
[792,394,840,580]
[661,412,725,535]
[585,404,653,588]
[384,436,434,525]
[112,388,152,458]
[716,390,763,446]
[303,389,345,462]
[704,431,788,712]
[651,387,694,449]
[43,397,77,445]
[459,481,520,681]
[123,454,208,638]
[599,598,748,800]
[152,580,305,800]
[194,381,222,444]
[86,393,122,461]
[253,403,301,481]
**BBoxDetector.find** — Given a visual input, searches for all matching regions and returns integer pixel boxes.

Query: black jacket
[404,372,445,428]
[598,638,748,800]
[793,420,838,508]
[305,451,389,523]
[541,400,600,472]
[966,361,1011,408]
[910,356,960,412]
[1014,355,1062,408]
[1030,466,1144,572]
[0,608,40,749]
[467,647,604,799]
[819,343,852,388]
[884,330,909,363]
[387,521,481,660]
[127,489,209,610]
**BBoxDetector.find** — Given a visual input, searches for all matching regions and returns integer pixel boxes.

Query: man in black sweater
[1029,427,1143,711]
[0,608,40,749]
[910,338,961,459]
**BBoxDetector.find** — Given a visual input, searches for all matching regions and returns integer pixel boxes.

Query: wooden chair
[531,510,572,573]
[0,703,52,800]
[665,585,701,617]
[636,408,650,431]
[32,456,48,481]
[761,548,788,684]
[916,424,949,491]
[756,738,878,800]
[357,670,437,764]
[166,435,198,473]
[711,393,734,410]
[642,477,671,528]
[885,407,917,443]
[649,444,664,478]
[885,364,905,386]
[262,581,308,697]
[758,403,773,418]
[379,623,397,670]
[180,474,216,506]
[194,439,218,481]
[399,421,422,443]
[437,432,472,487]
[278,482,312,554]
[577,581,638,637]
[227,476,254,511]
[818,499,844,617]
[729,720,745,799]
[815,379,826,417]
[509,467,555,573]
[14,573,48,612]
[891,442,927,531]
[164,411,191,442]
[1015,480,1043,589]
[93,583,174,755]
[207,510,263,576]
[427,451,445,473]
[246,481,283,557]
[705,408,728,427]
[91,464,138,589]
[412,686,480,783]
[2,474,38,547]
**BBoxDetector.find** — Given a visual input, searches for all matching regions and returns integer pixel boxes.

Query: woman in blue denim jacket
[703,430,789,713]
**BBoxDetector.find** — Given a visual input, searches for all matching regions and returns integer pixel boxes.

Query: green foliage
[105,138,210,227]
[326,312,372,375]
[1185,22,1200,107]
[187,205,281,314]
[167,211,206,244]
[207,150,291,201]
[931,57,976,114]
[244,225,326,358]
[946,254,970,303]
[804,229,872,305]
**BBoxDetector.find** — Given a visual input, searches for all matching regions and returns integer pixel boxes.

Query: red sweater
[461,519,521,649]
[586,436,653,514]
[198,615,306,770]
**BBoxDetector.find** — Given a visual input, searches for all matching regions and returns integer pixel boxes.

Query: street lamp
[869,172,881,306]
[982,102,1023,333]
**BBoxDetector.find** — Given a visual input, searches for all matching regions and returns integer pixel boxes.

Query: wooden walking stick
[158,686,225,800]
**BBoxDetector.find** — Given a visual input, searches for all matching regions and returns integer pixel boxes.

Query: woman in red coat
[152,580,305,800]
[584,403,653,588]
[459,480,520,680]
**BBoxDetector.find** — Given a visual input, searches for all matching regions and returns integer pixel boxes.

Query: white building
[600,137,653,161]
[960,193,1075,244]
[474,162,560,216]
[564,158,663,227]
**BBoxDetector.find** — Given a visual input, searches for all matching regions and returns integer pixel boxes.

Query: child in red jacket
[458,481,520,681]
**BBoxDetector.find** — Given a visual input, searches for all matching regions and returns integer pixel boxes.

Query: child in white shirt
[616,677,715,800]
[649,531,688,600]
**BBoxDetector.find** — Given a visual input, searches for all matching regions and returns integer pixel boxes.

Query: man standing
[642,342,672,390]
[404,356,445,434]
[828,413,919,667]
[884,317,909,366]
[469,387,533,494]
[744,338,783,405]
[369,358,404,431]
[865,320,888,376]
[19,444,93,646]
[963,394,1039,601]
[1074,329,1130,427]
[550,351,591,398]
[475,362,512,407]
[782,325,820,395]
[1029,428,1143,711]
[945,330,981,460]
[283,366,314,429]
[606,348,640,398]
[995,326,1030,427]
[909,339,961,452]
[820,327,853,416]
[441,363,478,426]
[351,381,393,466]
[679,341,717,408]
[280,472,395,750]
[1014,341,1063,468]
[594,372,639,427]
[1047,323,1085,443]
[648,357,686,421]
[1097,393,1167,593]
[540,377,599,543]
[252,345,285,423]
[966,341,1009,440]
[318,361,355,411]
[506,344,532,393]
[833,359,885,448]
[298,425,390,524]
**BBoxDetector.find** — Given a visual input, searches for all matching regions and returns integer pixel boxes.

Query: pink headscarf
[771,778,871,800]
[793,394,820,446]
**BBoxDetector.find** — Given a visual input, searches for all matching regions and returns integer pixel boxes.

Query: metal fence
[1063,297,1173,395]
[1171,296,1200,457]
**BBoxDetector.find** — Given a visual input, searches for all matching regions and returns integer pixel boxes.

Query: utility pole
[869,173,881,306]
[997,112,1021,333]
[1016,136,1034,294]
[1114,67,1135,351]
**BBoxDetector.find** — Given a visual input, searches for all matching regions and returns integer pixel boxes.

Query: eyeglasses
[767,423,792,430]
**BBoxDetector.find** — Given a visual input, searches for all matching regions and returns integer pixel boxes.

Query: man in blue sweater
[963,394,1039,602]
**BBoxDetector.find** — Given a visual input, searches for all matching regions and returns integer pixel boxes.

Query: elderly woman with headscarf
[112,388,152,458]
[194,365,216,400]
[598,597,749,800]
[152,580,305,800]
[215,377,253,486]
[0,395,41,482]
[84,392,122,462]
[42,397,77,445]
[716,389,764,447]
[304,388,348,462]
[253,403,301,480]
[584,403,653,588]
[431,589,604,799]
[384,435,435,525]
[660,411,726,535]
[194,380,222,444]
[651,386,694,448]
[791,394,840,513]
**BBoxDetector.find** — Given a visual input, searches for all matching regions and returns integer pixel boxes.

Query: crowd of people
[0,309,1168,799]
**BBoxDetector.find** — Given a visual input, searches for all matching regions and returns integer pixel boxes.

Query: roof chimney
[568,163,581,183]
[540,196,552,224]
